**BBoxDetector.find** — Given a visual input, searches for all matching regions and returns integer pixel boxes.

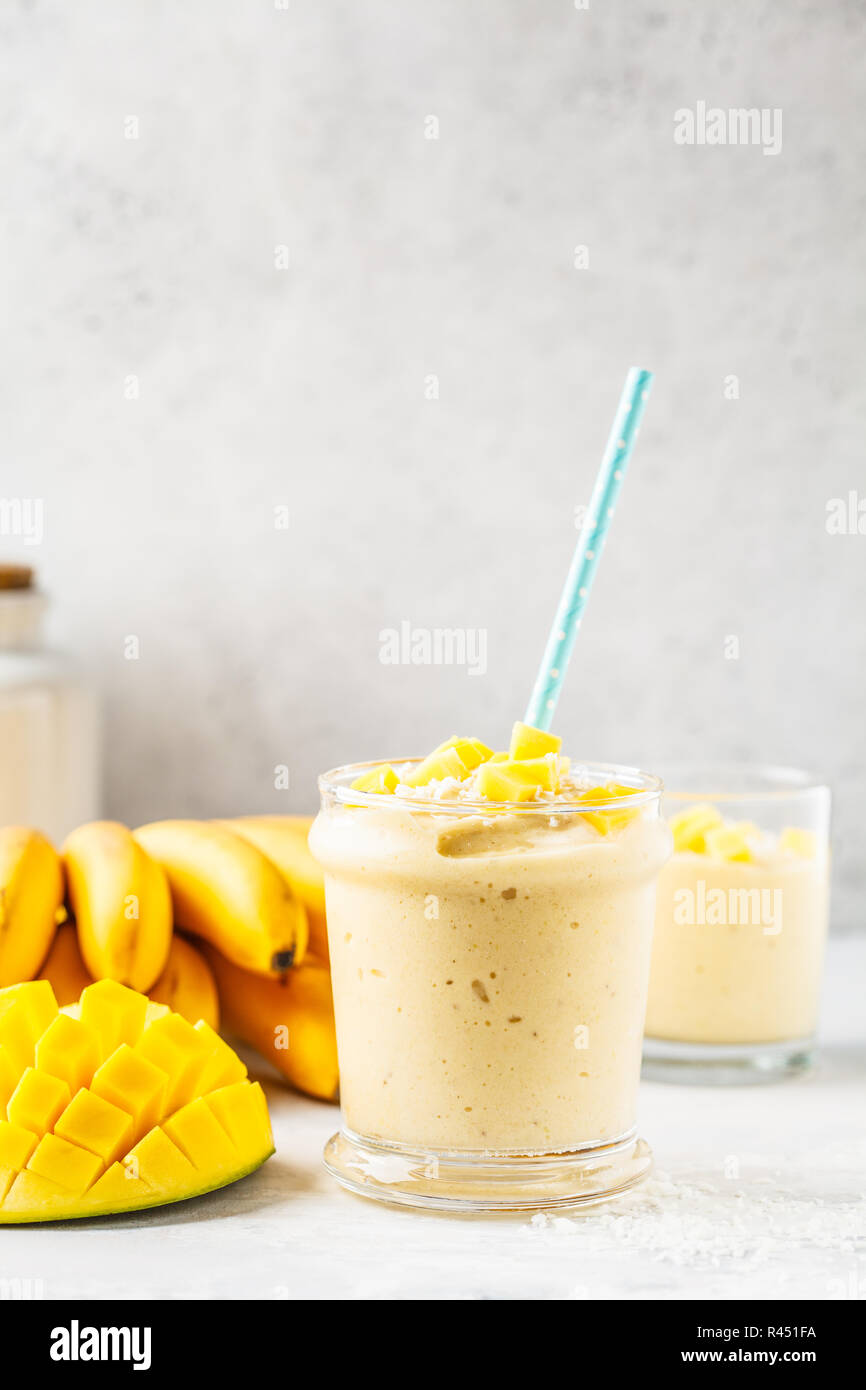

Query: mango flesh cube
[35,1014,100,1096]
[780,827,817,859]
[90,1044,168,1141]
[476,761,539,802]
[87,1160,153,1207]
[509,721,562,761]
[0,982,59,1073]
[3,1169,72,1217]
[163,1096,237,1170]
[0,1048,20,1114]
[403,746,470,787]
[135,1013,212,1117]
[27,1133,103,1195]
[145,1002,170,1026]
[206,1081,272,1162]
[54,1088,135,1167]
[127,1127,195,1188]
[704,824,754,863]
[576,784,641,836]
[350,764,399,794]
[6,1067,71,1134]
[0,1120,38,1170]
[509,757,558,790]
[0,1166,15,1203]
[669,803,724,853]
[80,980,148,1058]
[194,1021,247,1093]
[433,736,493,772]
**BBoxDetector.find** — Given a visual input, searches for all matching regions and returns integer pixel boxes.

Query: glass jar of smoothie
[310,749,670,1212]
[643,766,831,1084]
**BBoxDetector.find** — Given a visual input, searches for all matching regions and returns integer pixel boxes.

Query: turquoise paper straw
[524,366,654,730]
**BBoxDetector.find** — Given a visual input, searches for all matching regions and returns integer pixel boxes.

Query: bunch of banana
[0,814,338,1104]
[134,820,309,974]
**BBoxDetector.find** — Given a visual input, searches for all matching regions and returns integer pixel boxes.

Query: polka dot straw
[524,367,654,730]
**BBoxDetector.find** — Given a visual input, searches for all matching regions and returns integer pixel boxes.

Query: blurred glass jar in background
[643,764,831,1085]
[0,566,100,842]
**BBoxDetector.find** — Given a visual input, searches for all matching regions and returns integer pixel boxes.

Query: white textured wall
[1,1,863,929]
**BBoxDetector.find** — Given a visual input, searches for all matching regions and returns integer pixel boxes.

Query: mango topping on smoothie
[349,723,643,834]
[670,804,818,862]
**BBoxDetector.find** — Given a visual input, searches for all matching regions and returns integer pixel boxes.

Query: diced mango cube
[54,1088,135,1167]
[0,982,59,1073]
[350,764,399,794]
[403,747,471,787]
[433,737,493,772]
[509,722,562,761]
[6,1067,71,1135]
[80,980,148,1059]
[193,1020,247,1094]
[206,1081,272,1165]
[124,1127,195,1188]
[0,1048,19,1115]
[669,803,724,853]
[90,1044,167,1140]
[477,760,543,802]
[135,1013,212,1117]
[164,1096,237,1170]
[27,1133,103,1195]
[0,1120,38,1170]
[576,784,641,835]
[35,1014,100,1095]
[0,1166,15,1203]
[2,1169,71,1217]
[86,1159,152,1207]
[780,827,818,859]
[704,823,755,863]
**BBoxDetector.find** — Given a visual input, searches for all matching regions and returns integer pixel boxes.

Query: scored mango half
[0,979,273,1223]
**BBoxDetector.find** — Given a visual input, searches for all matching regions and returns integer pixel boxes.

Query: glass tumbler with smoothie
[310,724,671,1211]
[644,766,831,1084]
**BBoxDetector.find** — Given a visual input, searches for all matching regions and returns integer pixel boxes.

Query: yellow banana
[38,921,93,1005]
[218,815,329,961]
[0,827,64,986]
[149,934,220,1030]
[63,821,172,992]
[205,946,338,1102]
[134,820,307,976]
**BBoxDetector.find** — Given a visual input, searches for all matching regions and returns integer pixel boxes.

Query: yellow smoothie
[310,728,670,1155]
[646,806,830,1046]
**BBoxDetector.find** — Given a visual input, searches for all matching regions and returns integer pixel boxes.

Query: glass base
[323,1128,653,1213]
[642,1035,814,1085]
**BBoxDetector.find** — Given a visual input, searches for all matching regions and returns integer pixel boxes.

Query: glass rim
[317,757,664,815]
[660,762,829,803]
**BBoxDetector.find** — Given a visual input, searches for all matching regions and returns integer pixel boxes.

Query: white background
[2,0,863,929]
